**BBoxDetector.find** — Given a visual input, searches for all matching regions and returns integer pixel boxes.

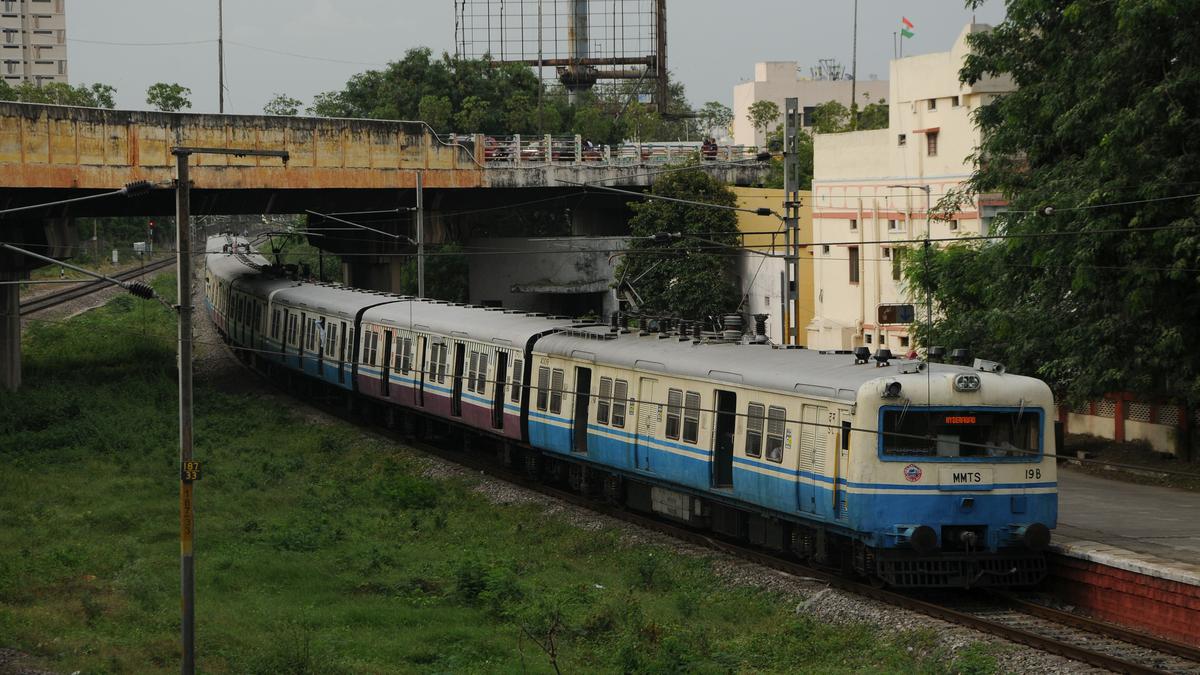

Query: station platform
[1049,466,1200,642]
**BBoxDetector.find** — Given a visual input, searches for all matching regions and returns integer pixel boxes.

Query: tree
[0,81,116,108]
[453,95,488,131]
[746,100,780,144]
[909,0,1200,406]
[263,93,302,116]
[146,82,191,112]
[308,91,350,117]
[613,167,741,321]
[856,98,888,131]
[809,100,850,134]
[417,94,453,131]
[698,101,733,138]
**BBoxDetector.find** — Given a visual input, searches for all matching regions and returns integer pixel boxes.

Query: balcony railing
[439,133,762,168]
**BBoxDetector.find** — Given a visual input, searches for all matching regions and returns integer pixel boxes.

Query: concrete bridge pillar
[0,217,77,391]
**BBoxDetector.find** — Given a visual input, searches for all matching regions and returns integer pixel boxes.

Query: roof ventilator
[752,314,769,344]
[853,346,871,364]
[873,348,893,367]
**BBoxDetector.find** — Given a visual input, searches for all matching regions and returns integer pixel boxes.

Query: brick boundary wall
[1058,393,1192,457]
[1047,554,1200,645]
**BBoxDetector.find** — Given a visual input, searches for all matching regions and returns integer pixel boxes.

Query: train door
[634,377,658,471]
[797,404,826,514]
[712,390,736,488]
[451,343,465,416]
[381,329,393,397]
[572,367,592,453]
[315,317,325,374]
[491,352,508,429]
[299,312,308,369]
[832,410,849,519]
[416,336,427,406]
[337,320,347,383]
[281,308,290,363]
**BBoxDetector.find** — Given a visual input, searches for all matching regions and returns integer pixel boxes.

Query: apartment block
[806,23,1012,352]
[732,61,888,147]
[0,0,67,86]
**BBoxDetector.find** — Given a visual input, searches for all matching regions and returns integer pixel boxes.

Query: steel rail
[18,257,174,316]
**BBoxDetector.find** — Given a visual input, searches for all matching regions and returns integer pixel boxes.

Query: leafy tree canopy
[0,81,116,108]
[698,100,733,138]
[909,0,1200,403]
[747,100,780,140]
[146,82,191,112]
[614,167,741,322]
[263,93,302,116]
[307,47,701,143]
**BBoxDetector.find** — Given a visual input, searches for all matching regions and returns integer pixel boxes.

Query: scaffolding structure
[453,0,667,107]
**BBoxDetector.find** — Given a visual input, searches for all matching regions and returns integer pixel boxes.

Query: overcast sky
[70,1,1006,116]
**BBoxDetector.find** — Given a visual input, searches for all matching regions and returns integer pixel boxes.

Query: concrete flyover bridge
[0,101,766,390]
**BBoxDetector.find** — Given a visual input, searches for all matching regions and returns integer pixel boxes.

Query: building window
[745,403,765,458]
[882,247,891,260]
[848,246,860,284]
[822,244,831,255]
[888,218,899,231]
[682,391,701,444]
[665,388,682,440]
[892,247,904,281]
[927,98,937,111]
[949,217,959,232]
[849,218,857,231]
[897,134,906,146]
[597,377,612,425]
[951,95,961,107]
[927,131,939,157]
[900,336,910,347]
[865,333,872,344]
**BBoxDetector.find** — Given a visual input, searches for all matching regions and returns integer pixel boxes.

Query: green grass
[0,277,1002,674]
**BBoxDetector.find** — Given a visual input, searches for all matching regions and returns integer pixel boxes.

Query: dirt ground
[1063,433,1200,492]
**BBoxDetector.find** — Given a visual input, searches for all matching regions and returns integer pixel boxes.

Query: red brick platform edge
[1047,554,1200,645]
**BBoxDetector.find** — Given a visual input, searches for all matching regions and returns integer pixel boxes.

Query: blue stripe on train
[527,418,1056,550]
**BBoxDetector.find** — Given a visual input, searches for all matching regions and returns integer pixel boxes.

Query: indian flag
[900,16,914,38]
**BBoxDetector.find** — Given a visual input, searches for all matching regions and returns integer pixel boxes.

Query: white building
[732,61,888,147]
[806,24,1012,352]
[0,0,67,86]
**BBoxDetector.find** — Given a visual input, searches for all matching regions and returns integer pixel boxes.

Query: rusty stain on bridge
[0,102,484,191]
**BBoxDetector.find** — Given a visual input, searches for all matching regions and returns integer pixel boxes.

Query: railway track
[19,257,174,316]
[226,344,1200,674]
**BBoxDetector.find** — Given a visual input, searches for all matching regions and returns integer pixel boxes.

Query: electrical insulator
[126,281,155,300]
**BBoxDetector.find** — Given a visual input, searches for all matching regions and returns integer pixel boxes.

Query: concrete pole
[567,0,589,105]
[416,172,425,298]
[173,150,196,675]
[0,263,18,392]
[218,0,225,114]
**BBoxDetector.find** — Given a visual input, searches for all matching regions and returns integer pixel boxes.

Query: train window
[327,324,338,355]
[682,392,701,444]
[611,379,628,428]
[511,359,523,403]
[364,330,380,366]
[549,368,565,414]
[307,318,319,351]
[398,337,412,373]
[665,389,683,439]
[536,366,550,411]
[435,344,448,383]
[765,406,786,462]
[470,353,484,393]
[287,315,299,345]
[270,310,279,339]
[596,377,613,425]
[880,409,1041,460]
[745,403,765,458]
[467,352,480,393]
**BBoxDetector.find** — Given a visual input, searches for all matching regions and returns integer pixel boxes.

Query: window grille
[745,403,765,458]
[597,377,612,425]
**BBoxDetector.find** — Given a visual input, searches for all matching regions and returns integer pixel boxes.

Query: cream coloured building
[732,61,887,147]
[806,23,1012,352]
[0,0,67,86]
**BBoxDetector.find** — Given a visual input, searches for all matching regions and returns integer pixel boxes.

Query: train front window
[880,409,1041,460]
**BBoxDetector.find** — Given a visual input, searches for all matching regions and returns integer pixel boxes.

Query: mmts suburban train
[205,235,1057,588]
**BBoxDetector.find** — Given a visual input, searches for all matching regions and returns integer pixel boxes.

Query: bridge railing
[469,133,761,167]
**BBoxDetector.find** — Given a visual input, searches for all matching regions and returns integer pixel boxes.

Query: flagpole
[893,31,897,60]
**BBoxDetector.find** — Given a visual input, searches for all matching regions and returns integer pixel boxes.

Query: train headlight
[880,380,902,398]
[954,374,981,392]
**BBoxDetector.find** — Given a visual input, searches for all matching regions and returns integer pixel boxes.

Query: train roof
[365,300,585,347]
[534,326,983,402]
